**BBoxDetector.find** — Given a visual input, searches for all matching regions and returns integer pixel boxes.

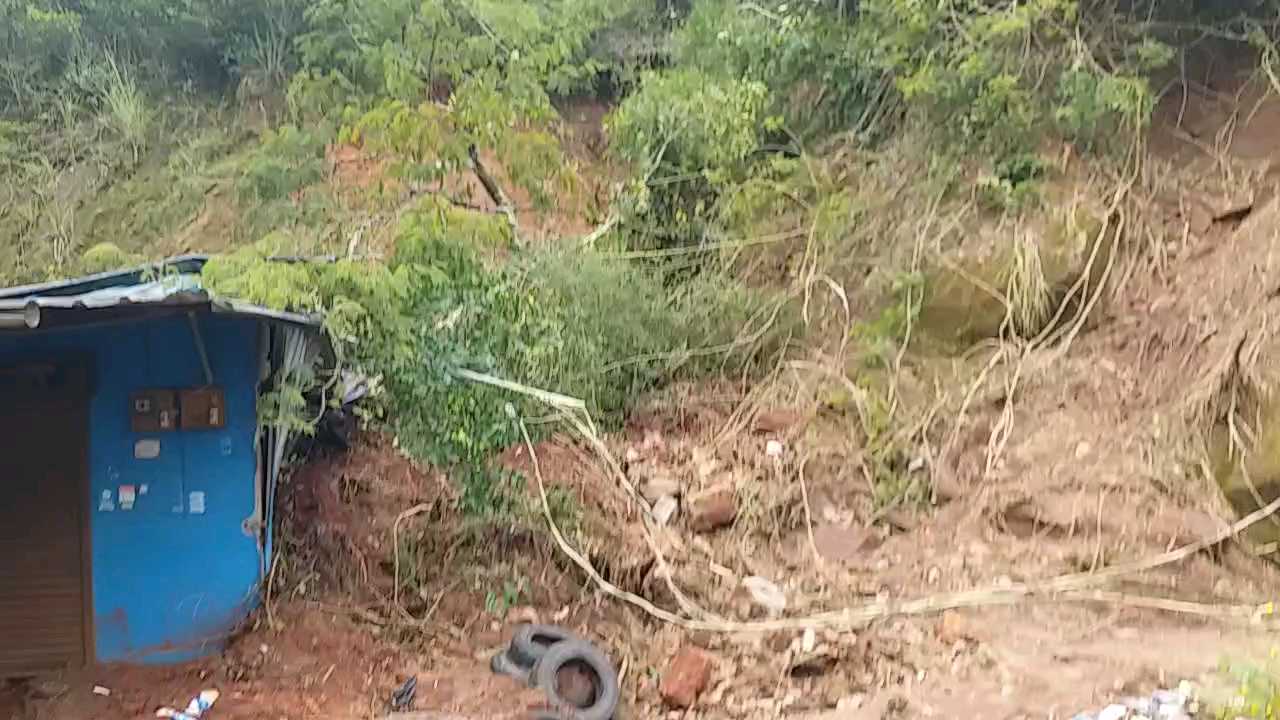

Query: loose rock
[687,483,736,532]
[660,646,715,709]
[813,524,881,563]
[753,409,802,434]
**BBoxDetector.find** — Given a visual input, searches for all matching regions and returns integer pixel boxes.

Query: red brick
[660,646,715,709]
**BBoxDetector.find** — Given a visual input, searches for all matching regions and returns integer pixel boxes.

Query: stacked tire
[490,624,620,720]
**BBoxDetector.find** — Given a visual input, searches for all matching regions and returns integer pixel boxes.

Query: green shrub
[235,125,326,202]
[286,69,357,124]
[205,197,783,515]
[1214,655,1280,719]
[675,0,892,140]
[608,69,771,249]
[341,96,572,205]
[862,0,1167,161]
[341,100,469,184]
[297,0,651,107]
[79,242,137,274]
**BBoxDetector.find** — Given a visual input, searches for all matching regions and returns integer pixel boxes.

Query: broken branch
[467,144,520,244]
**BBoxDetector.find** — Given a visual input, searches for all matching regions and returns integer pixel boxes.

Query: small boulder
[753,409,803,434]
[660,646,715,709]
[687,483,736,532]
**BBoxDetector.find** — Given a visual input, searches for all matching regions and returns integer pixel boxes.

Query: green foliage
[852,270,925,369]
[204,198,780,515]
[236,125,326,202]
[341,96,573,205]
[297,0,654,106]
[79,242,138,274]
[611,69,769,176]
[1215,654,1280,719]
[98,53,151,161]
[1052,69,1156,148]
[341,100,469,183]
[976,153,1049,212]
[675,0,891,140]
[609,69,771,248]
[484,574,527,616]
[286,69,357,124]
[0,0,310,113]
[861,0,1166,160]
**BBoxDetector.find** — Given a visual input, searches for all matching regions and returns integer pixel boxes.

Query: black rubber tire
[530,639,620,720]
[508,624,583,669]
[490,650,532,684]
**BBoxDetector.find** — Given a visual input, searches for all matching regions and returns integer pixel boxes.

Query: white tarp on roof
[0,273,320,328]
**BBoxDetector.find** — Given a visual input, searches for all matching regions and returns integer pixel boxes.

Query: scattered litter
[1097,705,1128,720]
[338,370,371,405]
[652,495,678,525]
[765,440,785,457]
[743,575,787,614]
[390,676,417,711]
[801,628,816,653]
[156,689,219,720]
[1069,683,1198,720]
[92,685,111,697]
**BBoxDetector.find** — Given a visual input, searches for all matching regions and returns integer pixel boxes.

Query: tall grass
[1004,232,1052,339]
[100,53,151,162]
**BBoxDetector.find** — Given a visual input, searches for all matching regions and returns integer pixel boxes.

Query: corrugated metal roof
[0,256,322,330]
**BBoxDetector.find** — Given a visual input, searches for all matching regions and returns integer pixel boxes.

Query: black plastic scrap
[390,676,418,712]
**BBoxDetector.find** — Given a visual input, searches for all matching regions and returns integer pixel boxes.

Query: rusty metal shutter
[0,362,90,677]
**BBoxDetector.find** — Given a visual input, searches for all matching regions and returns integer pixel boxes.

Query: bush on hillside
[236,125,326,202]
[675,0,893,141]
[204,197,784,514]
[608,69,770,249]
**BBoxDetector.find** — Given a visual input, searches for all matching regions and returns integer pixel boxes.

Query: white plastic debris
[92,686,111,697]
[765,440,785,457]
[1097,705,1127,720]
[743,575,787,613]
[156,689,219,720]
[652,495,678,526]
[1069,683,1197,720]
[801,628,816,653]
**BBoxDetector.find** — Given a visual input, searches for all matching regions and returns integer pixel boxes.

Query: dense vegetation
[5,0,1280,515]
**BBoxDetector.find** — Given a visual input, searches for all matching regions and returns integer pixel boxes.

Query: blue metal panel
[0,313,265,664]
